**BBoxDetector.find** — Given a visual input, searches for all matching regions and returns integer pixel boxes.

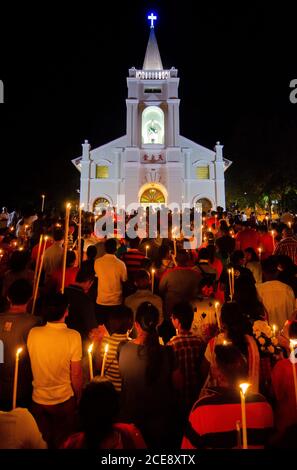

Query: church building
[72,14,231,213]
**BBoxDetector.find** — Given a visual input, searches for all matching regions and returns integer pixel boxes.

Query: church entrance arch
[138,183,167,207]
[93,197,112,213]
[195,197,213,212]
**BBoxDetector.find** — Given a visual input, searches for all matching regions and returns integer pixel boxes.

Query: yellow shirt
[27,322,82,405]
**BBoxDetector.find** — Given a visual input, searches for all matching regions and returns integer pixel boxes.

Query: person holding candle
[0,279,41,411]
[43,227,64,281]
[168,302,206,416]
[199,302,260,397]
[27,293,82,448]
[271,321,297,437]
[118,302,183,448]
[181,344,273,449]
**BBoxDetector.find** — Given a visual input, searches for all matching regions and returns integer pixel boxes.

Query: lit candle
[272,324,277,337]
[31,236,48,315]
[151,268,155,294]
[271,230,275,251]
[228,269,233,301]
[12,348,23,409]
[78,203,84,269]
[61,203,71,294]
[288,221,292,229]
[33,234,43,294]
[215,302,221,330]
[239,382,250,449]
[172,231,177,257]
[175,328,179,336]
[231,267,235,299]
[258,247,262,260]
[145,245,149,257]
[41,194,45,212]
[88,343,94,381]
[289,339,297,407]
[101,343,109,377]
[265,215,269,228]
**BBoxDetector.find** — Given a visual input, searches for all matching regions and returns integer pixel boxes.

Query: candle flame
[104,344,109,354]
[215,302,220,309]
[41,194,45,198]
[88,343,93,354]
[239,382,250,396]
[146,245,149,249]
[16,347,23,357]
[66,203,71,209]
[151,268,155,274]
[290,339,297,349]
[44,236,48,241]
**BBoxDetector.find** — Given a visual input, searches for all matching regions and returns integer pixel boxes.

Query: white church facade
[72,15,231,213]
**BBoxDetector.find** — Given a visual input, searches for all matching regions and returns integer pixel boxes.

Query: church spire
[143,13,163,71]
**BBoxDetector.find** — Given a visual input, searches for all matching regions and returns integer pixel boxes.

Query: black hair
[233,276,266,322]
[231,250,245,265]
[244,247,259,262]
[135,302,163,383]
[198,248,210,261]
[135,269,150,289]
[7,279,33,305]
[108,305,134,334]
[53,228,64,242]
[215,344,248,385]
[289,321,297,340]
[44,293,68,322]
[221,302,249,356]
[86,245,97,260]
[172,302,194,331]
[261,256,278,277]
[128,237,141,249]
[79,379,119,450]
[104,238,117,254]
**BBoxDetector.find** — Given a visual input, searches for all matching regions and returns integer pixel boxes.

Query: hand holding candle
[12,347,23,409]
[239,382,250,449]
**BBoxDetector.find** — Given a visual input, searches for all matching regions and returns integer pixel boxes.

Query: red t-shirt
[272,358,297,433]
[259,233,274,259]
[51,267,79,291]
[235,229,260,252]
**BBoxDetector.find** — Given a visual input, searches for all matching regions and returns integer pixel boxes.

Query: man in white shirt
[94,238,127,326]
[257,257,296,328]
[0,408,47,449]
[27,293,82,448]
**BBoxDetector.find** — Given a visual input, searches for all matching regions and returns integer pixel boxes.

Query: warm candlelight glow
[104,344,109,354]
[16,347,23,357]
[88,343,94,381]
[88,343,93,354]
[239,382,250,396]
[272,324,277,336]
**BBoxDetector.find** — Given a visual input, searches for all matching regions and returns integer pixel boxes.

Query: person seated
[271,320,297,438]
[61,379,146,449]
[167,302,206,415]
[0,408,47,449]
[181,344,273,449]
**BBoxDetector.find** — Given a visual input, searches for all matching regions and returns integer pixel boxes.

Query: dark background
[0,1,296,211]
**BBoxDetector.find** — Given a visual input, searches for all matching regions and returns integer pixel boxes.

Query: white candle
[239,383,250,449]
[271,230,275,251]
[61,203,71,294]
[31,236,48,315]
[151,269,155,294]
[41,194,45,212]
[78,203,84,269]
[33,234,43,294]
[12,348,23,409]
[258,247,262,260]
[145,245,149,257]
[215,302,221,329]
[228,269,233,301]
[101,344,109,377]
[272,324,277,337]
[88,343,94,381]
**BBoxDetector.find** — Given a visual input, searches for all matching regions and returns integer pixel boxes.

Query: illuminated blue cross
[148,12,157,28]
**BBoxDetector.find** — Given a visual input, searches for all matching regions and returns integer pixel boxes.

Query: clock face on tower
[142,106,164,145]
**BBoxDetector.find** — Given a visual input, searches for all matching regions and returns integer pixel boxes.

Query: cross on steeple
[148,12,157,28]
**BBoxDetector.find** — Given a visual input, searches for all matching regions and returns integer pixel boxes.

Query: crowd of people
[0,203,297,450]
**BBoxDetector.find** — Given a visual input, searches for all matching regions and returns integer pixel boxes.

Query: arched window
[93,197,111,213]
[196,198,212,212]
[142,106,164,145]
[140,187,165,204]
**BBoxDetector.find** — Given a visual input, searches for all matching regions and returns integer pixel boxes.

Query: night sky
[1,2,297,211]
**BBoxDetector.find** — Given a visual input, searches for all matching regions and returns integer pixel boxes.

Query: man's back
[65,285,97,342]
[181,388,273,449]
[257,280,296,327]
[43,243,63,276]
[236,228,260,252]
[27,322,82,405]
[0,312,41,408]
[125,289,163,323]
[159,268,201,315]
[274,236,297,265]
[94,254,127,305]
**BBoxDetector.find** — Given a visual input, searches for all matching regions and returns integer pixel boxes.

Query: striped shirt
[181,388,273,449]
[121,249,146,276]
[274,236,297,265]
[96,334,129,392]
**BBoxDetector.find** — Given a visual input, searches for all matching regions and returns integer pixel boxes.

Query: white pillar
[214,142,225,209]
[80,139,91,211]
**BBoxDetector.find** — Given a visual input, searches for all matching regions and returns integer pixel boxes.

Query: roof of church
[143,27,163,70]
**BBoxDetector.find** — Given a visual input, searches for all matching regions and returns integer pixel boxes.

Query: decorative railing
[128,67,178,80]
